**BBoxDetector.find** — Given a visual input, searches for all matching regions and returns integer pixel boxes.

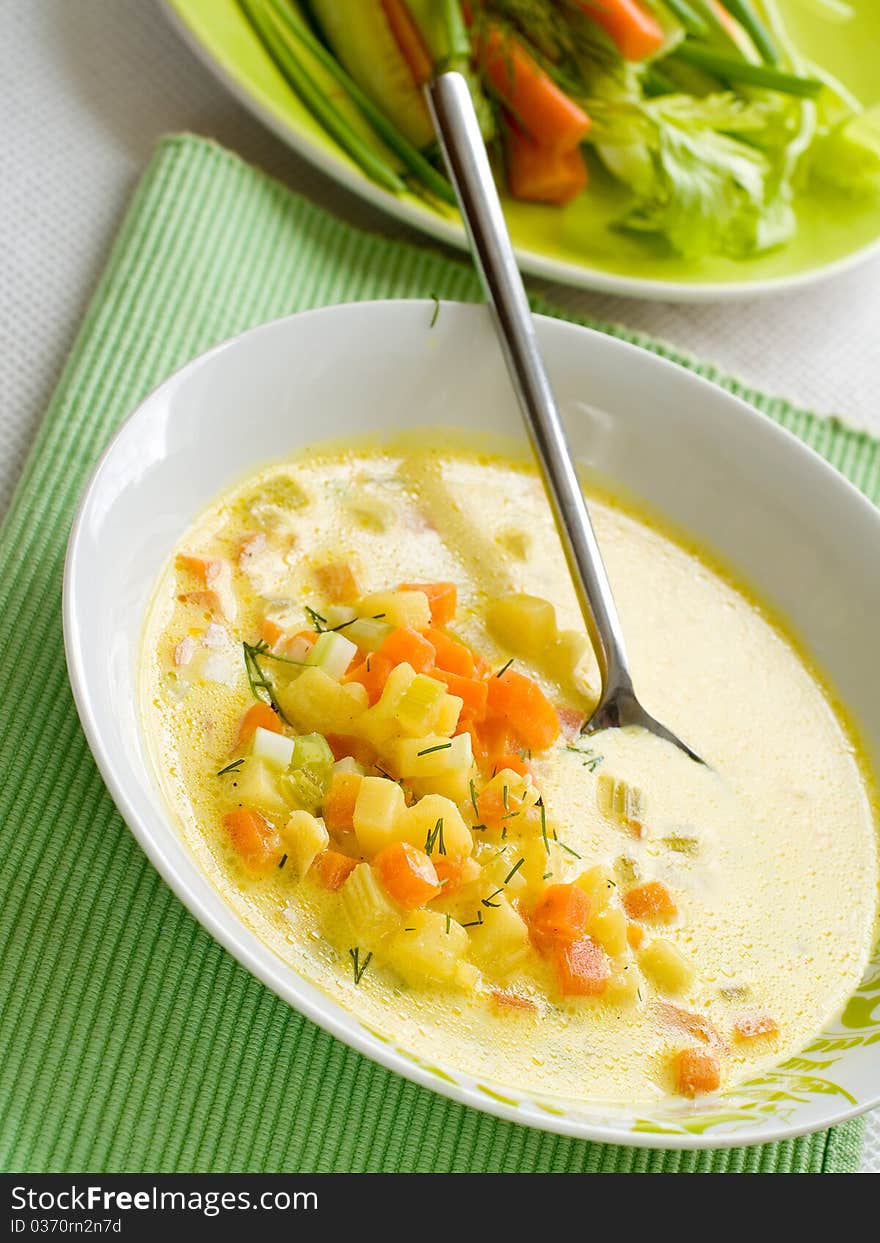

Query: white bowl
[63,301,880,1148]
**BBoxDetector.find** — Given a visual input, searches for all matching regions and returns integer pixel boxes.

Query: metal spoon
[427,71,702,763]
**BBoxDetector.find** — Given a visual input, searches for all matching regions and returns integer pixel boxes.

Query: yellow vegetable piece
[604,965,643,1007]
[390,731,473,778]
[575,864,617,912]
[639,939,694,995]
[282,810,329,877]
[385,909,469,985]
[393,673,447,736]
[467,897,530,978]
[276,666,366,735]
[357,590,431,631]
[399,794,473,857]
[341,862,403,944]
[486,593,558,658]
[353,776,407,857]
[589,907,628,959]
[234,756,288,816]
[432,693,463,737]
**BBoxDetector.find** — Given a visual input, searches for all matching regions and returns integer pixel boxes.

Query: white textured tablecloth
[2,0,877,1171]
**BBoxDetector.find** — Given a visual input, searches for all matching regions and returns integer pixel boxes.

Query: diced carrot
[478,24,591,151]
[656,1003,721,1047]
[486,669,560,752]
[626,921,646,949]
[313,850,359,891]
[424,628,475,677]
[530,883,591,952]
[574,1,666,61]
[324,733,378,768]
[475,716,517,766]
[314,561,360,603]
[431,669,488,722]
[323,771,364,834]
[494,750,530,778]
[623,880,677,923]
[553,936,610,996]
[673,1047,721,1097]
[344,652,394,705]
[177,590,225,616]
[223,808,283,875]
[176,553,225,585]
[374,842,441,909]
[490,989,538,1014]
[733,1014,779,1043]
[433,854,465,895]
[260,618,283,646]
[555,703,587,741]
[235,702,283,747]
[397,581,457,627]
[379,626,436,673]
[381,0,433,85]
[505,122,589,205]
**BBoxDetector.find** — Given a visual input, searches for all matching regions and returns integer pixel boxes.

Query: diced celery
[235,756,289,815]
[598,775,645,837]
[486,594,557,657]
[358,662,417,747]
[432,693,462,738]
[282,767,325,815]
[307,630,358,681]
[398,794,473,857]
[343,616,393,651]
[391,732,472,778]
[341,862,402,944]
[467,897,530,977]
[290,732,335,782]
[353,776,407,856]
[252,725,295,770]
[393,673,446,736]
[357,590,431,630]
[276,666,366,735]
[282,809,329,876]
[385,910,468,985]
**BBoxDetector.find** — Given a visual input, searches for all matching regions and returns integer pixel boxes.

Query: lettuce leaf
[588,92,798,259]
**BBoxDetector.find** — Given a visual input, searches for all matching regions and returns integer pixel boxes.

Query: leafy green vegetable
[811,106,880,196]
[589,92,798,258]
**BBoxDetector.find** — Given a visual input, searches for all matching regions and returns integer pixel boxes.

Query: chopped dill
[305,605,328,632]
[504,857,525,885]
[417,741,452,756]
[349,946,372,985]
[502,784,510,812]
[242,641,291,724]
[564,742,603,772]
[542,871,553,880]
[558,840,582,859]
[495,657,514,678]
[462,912,484,928]
[481,887,504,909]
[217,757,245,777]
[425,818,446,856]
[538,797,549,854]
[278,853,288,869]
[469,777,479,819]
[445,913,452,934]
[429,293,440,327]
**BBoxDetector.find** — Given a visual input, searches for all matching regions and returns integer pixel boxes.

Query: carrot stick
[505,122,588,205]
[478,24,591,152]
[381,0,434,85]
[574,1,666,61]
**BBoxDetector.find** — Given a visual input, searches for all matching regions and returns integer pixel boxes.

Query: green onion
[263,0,456,204]
[643,66,678,97]
[670,44,821,96]
[238,0,407,195]
[722,0,779,65]
[662,0,710,38]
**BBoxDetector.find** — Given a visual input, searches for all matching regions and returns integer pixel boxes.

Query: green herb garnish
[349,947,372,985]
[429,294,440,327]
[242,641,291,724]
[417,742,453,757]
[278,853,288,869]
[495,657,514,678]
[425,818,446,856]
[217,757,245,777]
[481,888,504,909]
[504,857,525,885]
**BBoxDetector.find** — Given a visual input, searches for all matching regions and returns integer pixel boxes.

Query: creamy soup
[141,443,878,1106]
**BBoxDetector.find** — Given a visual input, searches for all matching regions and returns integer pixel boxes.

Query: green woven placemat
[0,135,874,1174]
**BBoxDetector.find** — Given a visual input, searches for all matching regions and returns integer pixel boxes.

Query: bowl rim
[160,0,880,305]
[63,299,880,1149]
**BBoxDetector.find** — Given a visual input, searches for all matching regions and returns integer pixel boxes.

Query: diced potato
[306,630,358,681]
[358,663,417,747]
[357,590,431,631]
[478,844,528,900]
[340,862,402,944]
[432,693,463,737]
[604,964,643,1007]
[276,666,365,735]
[385,909,468,985]
[393,673,447,736]
[467,897,530,978]
[589,907,628,959]
[345,495,395,532]
[406,768,471,804]
[486,594,557,657]
[251,725,295,770]
[398,794,473,857]
[342,681,369,710]
[575,863,616,913]
[353,776,407,856]
[282,810,329,876]
[518,837,564,901]
[545,629,589,681]
[234,756,289,815]
[390,732,472,778]
[452,961,481,992]
[639,939,694,995]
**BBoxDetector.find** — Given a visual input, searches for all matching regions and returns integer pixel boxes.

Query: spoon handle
[427,71,631,701]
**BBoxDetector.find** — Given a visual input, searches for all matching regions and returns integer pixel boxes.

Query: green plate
[163,0,880,301]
